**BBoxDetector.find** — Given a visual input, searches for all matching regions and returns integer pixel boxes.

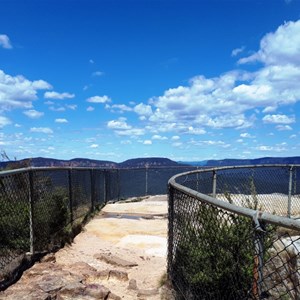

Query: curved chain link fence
[168,165,300,299]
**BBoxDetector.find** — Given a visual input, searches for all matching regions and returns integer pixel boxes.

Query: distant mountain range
[182,156,300,167]
[1,156,300,170]
[0,156,184,169]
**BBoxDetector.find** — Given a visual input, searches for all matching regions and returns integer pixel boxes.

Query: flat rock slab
[94,253,138,268]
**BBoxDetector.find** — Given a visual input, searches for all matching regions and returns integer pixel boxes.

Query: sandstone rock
[56,281,86,299]
[85,283,110,298]
[128,279,138,290]
[41,253,56,263]
[0,288,51,300]
[108,270,128,281]
[137,288,159,297]
[68,262,98,278]
[35,275,65,293]
[94,253,138,267]
[107,292,122,300]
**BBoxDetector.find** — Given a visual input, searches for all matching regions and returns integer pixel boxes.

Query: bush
[172,179,276,299]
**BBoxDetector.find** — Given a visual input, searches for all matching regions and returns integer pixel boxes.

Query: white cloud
[143,140,152,145]
[107,118,132,130]
[262,114,295,124]
[276,125,293,131]
[171,135,180,140]
[92,71,104,77]
[107,104,132,113]
[44,91,75,99]
[90,144,99,148]
[143,20,300,134]
[23,109,44,119]
[0,34,12,49]
[55,118,68,123]
[30,127,53,134]
[240,132,255,138]
[290,134,297,138]
[152,135,168,140]
[231,46,245,57]
[0,70,51,110]
[239,20,300,66]
[188,126,206,135]
[0,116,11,127]
[134,103,153,116]
[66,104,77,110]
[86,95,111,103]
[86,106,94,112]
[114,128,145,136]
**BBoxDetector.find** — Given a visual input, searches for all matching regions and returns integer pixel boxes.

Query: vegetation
[172,178,277,299]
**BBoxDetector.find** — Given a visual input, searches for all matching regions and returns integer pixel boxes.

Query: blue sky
[0,0,300,162]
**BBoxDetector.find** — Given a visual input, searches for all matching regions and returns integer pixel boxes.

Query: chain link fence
[168,164,300,299]
[0,165,195,290]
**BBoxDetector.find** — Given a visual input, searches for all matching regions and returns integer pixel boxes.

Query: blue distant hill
[181,156,300,167]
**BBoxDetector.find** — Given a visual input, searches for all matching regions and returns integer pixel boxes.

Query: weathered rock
[127,279,138,290]
[84,269,110,284]
[35,275,65,293]
[85,283,110,298]
[108,270,128,281]
[137,288,159,297]
[56,281,86,299]
[107,292,122,300]
[94,253,138,267]
[68,262,98,278]
[0,288,50,300]
[41,253,56,263]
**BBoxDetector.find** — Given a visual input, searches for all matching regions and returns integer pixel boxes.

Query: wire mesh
[168,165,300,300]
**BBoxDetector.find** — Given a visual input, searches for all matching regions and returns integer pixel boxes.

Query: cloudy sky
[1,0,300,162]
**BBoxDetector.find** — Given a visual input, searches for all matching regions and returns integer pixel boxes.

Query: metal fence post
[145,164,149,196]
[288,166,293,218]
[167,184,174,277]
[212,170,217,198]
[68,169,73,223]
[90,169,95,211]
[28,170,34,255]
[252,214,265,299]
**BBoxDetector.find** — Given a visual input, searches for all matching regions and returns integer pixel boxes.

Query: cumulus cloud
[0,70,52,110]
[23,109,44,119]
[143,140,152,145]
[239,20,300,65]
[0,116,11,127]
[107,118,132,130]
[134,103,153,116]
[0,34,12,49]
[30,127,53,134]
[240,132,255,138]
[152,135,168,140]
[262,114,295,124]
[139,20,300,134]
[87,95,111,103]
[44,91,75,99]
[55,118,68,123]
[114,128,145,136]
[107,104,132,113]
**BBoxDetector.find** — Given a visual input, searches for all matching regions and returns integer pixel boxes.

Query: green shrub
[172,179,276,299]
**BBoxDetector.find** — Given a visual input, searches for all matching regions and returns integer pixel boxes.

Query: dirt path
[0,195,173,299]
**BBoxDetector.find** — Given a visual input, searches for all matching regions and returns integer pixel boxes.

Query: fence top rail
[168,164,300,231]
[170,164,300,180]
[0,164,199,177]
